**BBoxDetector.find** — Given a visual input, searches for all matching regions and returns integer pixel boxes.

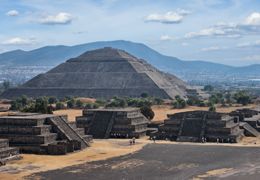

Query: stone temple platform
[230,108,260,137]
[76,109,150,139]
[0,138,20,165]
[0,113,92,155]
[151,111,245,143]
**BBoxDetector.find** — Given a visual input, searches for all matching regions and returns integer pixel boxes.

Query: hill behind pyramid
[0,47,209,100]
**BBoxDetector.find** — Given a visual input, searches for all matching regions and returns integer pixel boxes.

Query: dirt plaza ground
[1,137,260,180]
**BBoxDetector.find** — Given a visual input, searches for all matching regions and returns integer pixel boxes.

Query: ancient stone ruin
[76,109,150,139]
[151,111,245,143]
[0,47,209,100]
[230,108,260,137]
[0,113,92,155]
[0,139,19,165]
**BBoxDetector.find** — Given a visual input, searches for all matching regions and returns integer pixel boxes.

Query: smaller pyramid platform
[0,113,92,155]
[76,109,150,139]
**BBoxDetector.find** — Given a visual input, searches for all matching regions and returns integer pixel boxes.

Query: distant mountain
[0,40,259,82]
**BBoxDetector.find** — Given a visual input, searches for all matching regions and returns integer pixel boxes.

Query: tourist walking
[217,138,219,144]
[153,136,156,143]
[132,137,135,145]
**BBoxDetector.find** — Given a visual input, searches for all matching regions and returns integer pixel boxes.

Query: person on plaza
[132,137,135,145]
[153,136,156,143]
[217,138,219,144]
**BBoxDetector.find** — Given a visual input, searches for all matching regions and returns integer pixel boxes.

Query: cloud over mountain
[0,37,38,45]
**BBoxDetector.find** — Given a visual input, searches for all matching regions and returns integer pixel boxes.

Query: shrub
[49,96,58,104]
[96,97,106,105]
[76,99,84,108]
[74,95,79,98]
[93,103,100,109]
[204,84,214,91]
[141,91,149,98]
[199,102,206,107]
[229,103,233,107]
[119,98,128,107]
[113,95,118,99]
[209,106,216,112]
[56,102,65,110]
[187,95,200,105]
[172,101,179,108]
[180,100,186,108]
[67,100,74,108]
[65,95,74,101]
[21,101,54,114]
[207,101,214,107]
[89,95,93,98]
[137,100,145,107]
[154,97,164,105]
[140,105,154,120]
[175,95,180,100]
[85,103,92,109]
[36,96,49,105]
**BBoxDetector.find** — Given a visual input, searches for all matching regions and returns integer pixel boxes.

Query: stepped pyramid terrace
[0,47,209,100]
[150,111,259,143]
[76,109,150,139]
[0,113,92,155]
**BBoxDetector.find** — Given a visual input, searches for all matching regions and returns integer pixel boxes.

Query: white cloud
[181,42,190,46]
[160,35,177,41]
[5,10,19,16]
[225,55,260,61]
[0,37,38,45]
[25,11,32,15]
[72,29,86,34]
[201,46,229,51]
[145,11,182,23]
[184,28,225,38]
[176,9,194,15]
[36,12,75,25]
[236,40,260,47]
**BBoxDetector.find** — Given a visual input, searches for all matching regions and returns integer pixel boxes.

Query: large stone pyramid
[0,47,208,99]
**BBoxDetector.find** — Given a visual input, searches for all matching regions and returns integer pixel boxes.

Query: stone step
[48,117,89,148]
[0,147,19,159]
[0,125,52,135]
[0,139,9,148]
[0,133,58,144]
[240,122,260,137]
[0,118,46,126]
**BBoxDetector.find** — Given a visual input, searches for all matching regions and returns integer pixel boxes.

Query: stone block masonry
[0,139,20,164]
[151,111,245,143]
[76,109,150,139]
[0,113,92,155]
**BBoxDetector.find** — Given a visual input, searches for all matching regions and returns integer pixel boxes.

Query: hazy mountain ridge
[0,40,259,82]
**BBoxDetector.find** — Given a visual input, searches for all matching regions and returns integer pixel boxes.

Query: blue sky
[1,0,260,67]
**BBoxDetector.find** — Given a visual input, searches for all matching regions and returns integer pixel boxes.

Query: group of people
[129,137,136,145]
[216,138,234,143]
[110,133,129,138]
[202,137,234,143]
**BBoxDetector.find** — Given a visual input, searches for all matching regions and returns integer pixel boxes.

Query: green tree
[209,106,216,112]
[21,95,30,106]
[204,85,214,91]
[180,100,186,108]
[85,103,92,109]
[187,95,200,105]
[225,93,231,103]
[220,98,225,106]
[113,95,118,99]
[36,96,49,105]
[49,96,58,104]
[56,102,65,110]
[67,99,74,108]
[175,95,181,100]
[207,101,213,107]
[76,99,84,108]
[64,95,74,101]
[119,98,128,107]
[141,91,149,98]
[172,101,179,108]
[216,92,223,99]
[154,97,164,105]
[199,102,206,107]
[93,103,100,109]
[140,105,154,120]
[96,97,106,105]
